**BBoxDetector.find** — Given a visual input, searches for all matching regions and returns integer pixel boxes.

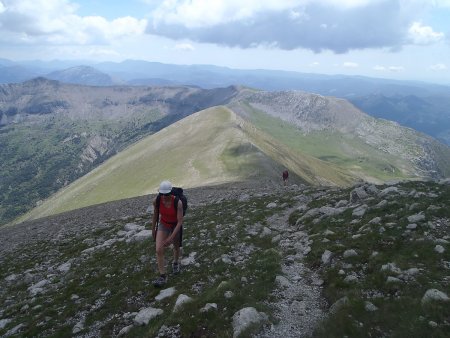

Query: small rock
[369,217,382,225]
[380,186,398,196]
[434,245,445,254]
[421,289,449,304]
[329,296,349,314]
[224,291,234,299]
[352,205,367,217]
[381,262,402,274]
[0,318,12,330]
[134,307,164,325]
[200,303,218,313]
[118,324,134,337]
[365,301,378,312]
[130,230,152,242]
[72,320,84,334]
[428,321,438,328]
[386,276,402,283]
[4,323,25,336]
[407,213,426,223]
[275,275,291,288]
[173,294,193,312]
[321,250,333,265]
[344,275,358,283]
[124,223,144,232]
[232,307,268,338]
[155,287,176,301]
[343,249,358,259]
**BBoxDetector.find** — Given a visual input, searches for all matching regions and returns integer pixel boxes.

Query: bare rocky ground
[1,180,449,337]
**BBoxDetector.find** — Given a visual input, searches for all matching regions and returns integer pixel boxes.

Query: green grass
[17,106,316,223]
[238,102,412,182]
[292,181,450,337]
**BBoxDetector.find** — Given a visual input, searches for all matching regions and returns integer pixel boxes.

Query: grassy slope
[236,102,412,182]
[16,107,287,222]
[18,103,418,223]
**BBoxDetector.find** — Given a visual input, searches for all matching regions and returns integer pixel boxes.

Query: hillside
[19,106,344,222]
[2,80,450,225]
[230,90,450,180]
[0,80,240,225]
[0,180,449,337]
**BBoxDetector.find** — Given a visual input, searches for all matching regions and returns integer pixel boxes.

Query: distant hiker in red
[151,180,183,287]
[282,169,289,186]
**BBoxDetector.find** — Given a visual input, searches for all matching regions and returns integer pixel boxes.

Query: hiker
[282,169,289,186]
[151,180,184,287]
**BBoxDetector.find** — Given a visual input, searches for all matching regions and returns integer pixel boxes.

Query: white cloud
[429,63,447,71]
[174,43,195,51]
[151,0,377,29]
[431,0,450,7]
[343,62,359,68]
[0,0,146,46]
[373,65,386,71]
[388,66,405,72]
[408,21,444,45]
[309,61,320,67]
[147,0,418,53]
[151,0,301,28]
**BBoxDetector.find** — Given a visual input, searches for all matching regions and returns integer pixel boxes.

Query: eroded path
[256,206,327,337]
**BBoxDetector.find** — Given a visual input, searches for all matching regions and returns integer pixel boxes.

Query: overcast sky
[0,0,449,84]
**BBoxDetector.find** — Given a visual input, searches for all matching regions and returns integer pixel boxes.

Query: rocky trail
[256,208,327,337]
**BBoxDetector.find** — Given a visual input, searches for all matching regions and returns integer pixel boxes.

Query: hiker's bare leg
[155,230,169,274]
[173,244,180,263]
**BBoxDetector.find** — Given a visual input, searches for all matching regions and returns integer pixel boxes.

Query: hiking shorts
[158,222,183,247]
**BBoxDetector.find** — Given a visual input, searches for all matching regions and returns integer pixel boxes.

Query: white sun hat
[158,180,172,194]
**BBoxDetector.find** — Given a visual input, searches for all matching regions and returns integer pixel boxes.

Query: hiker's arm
[151,198,158,240]
[164,200,183,246]
[151,199,158,227]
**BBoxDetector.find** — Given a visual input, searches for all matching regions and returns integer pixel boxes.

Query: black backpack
[155,187,188,217]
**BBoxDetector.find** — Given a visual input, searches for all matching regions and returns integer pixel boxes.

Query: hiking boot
[153,274,167,288]
[172,262,180,275]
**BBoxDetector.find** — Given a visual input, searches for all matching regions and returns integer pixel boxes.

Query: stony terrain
[1,180,449,337]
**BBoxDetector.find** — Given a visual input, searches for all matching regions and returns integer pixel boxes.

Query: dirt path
[256,207,327,337]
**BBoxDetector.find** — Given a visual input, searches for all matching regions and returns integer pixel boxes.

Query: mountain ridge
[1,80,450,225]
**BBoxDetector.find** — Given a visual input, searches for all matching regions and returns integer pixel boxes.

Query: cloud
[0,0,146,46]
[407,22,444,45]
[429,63,447,71]
[147,0,434,53]
[174,43,195,51]
[388,66,405,72]
[373,65,405,72]
[373,65,386,71]
[343,62,359,68]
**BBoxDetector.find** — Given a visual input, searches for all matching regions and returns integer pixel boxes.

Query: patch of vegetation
[240,102,411,182]
[294,181,450,337]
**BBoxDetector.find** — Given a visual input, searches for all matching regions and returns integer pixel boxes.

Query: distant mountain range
[1,58,450,146]
[1,78,449,224]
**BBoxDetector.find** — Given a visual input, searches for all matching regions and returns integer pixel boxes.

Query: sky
[0,0,450,84]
